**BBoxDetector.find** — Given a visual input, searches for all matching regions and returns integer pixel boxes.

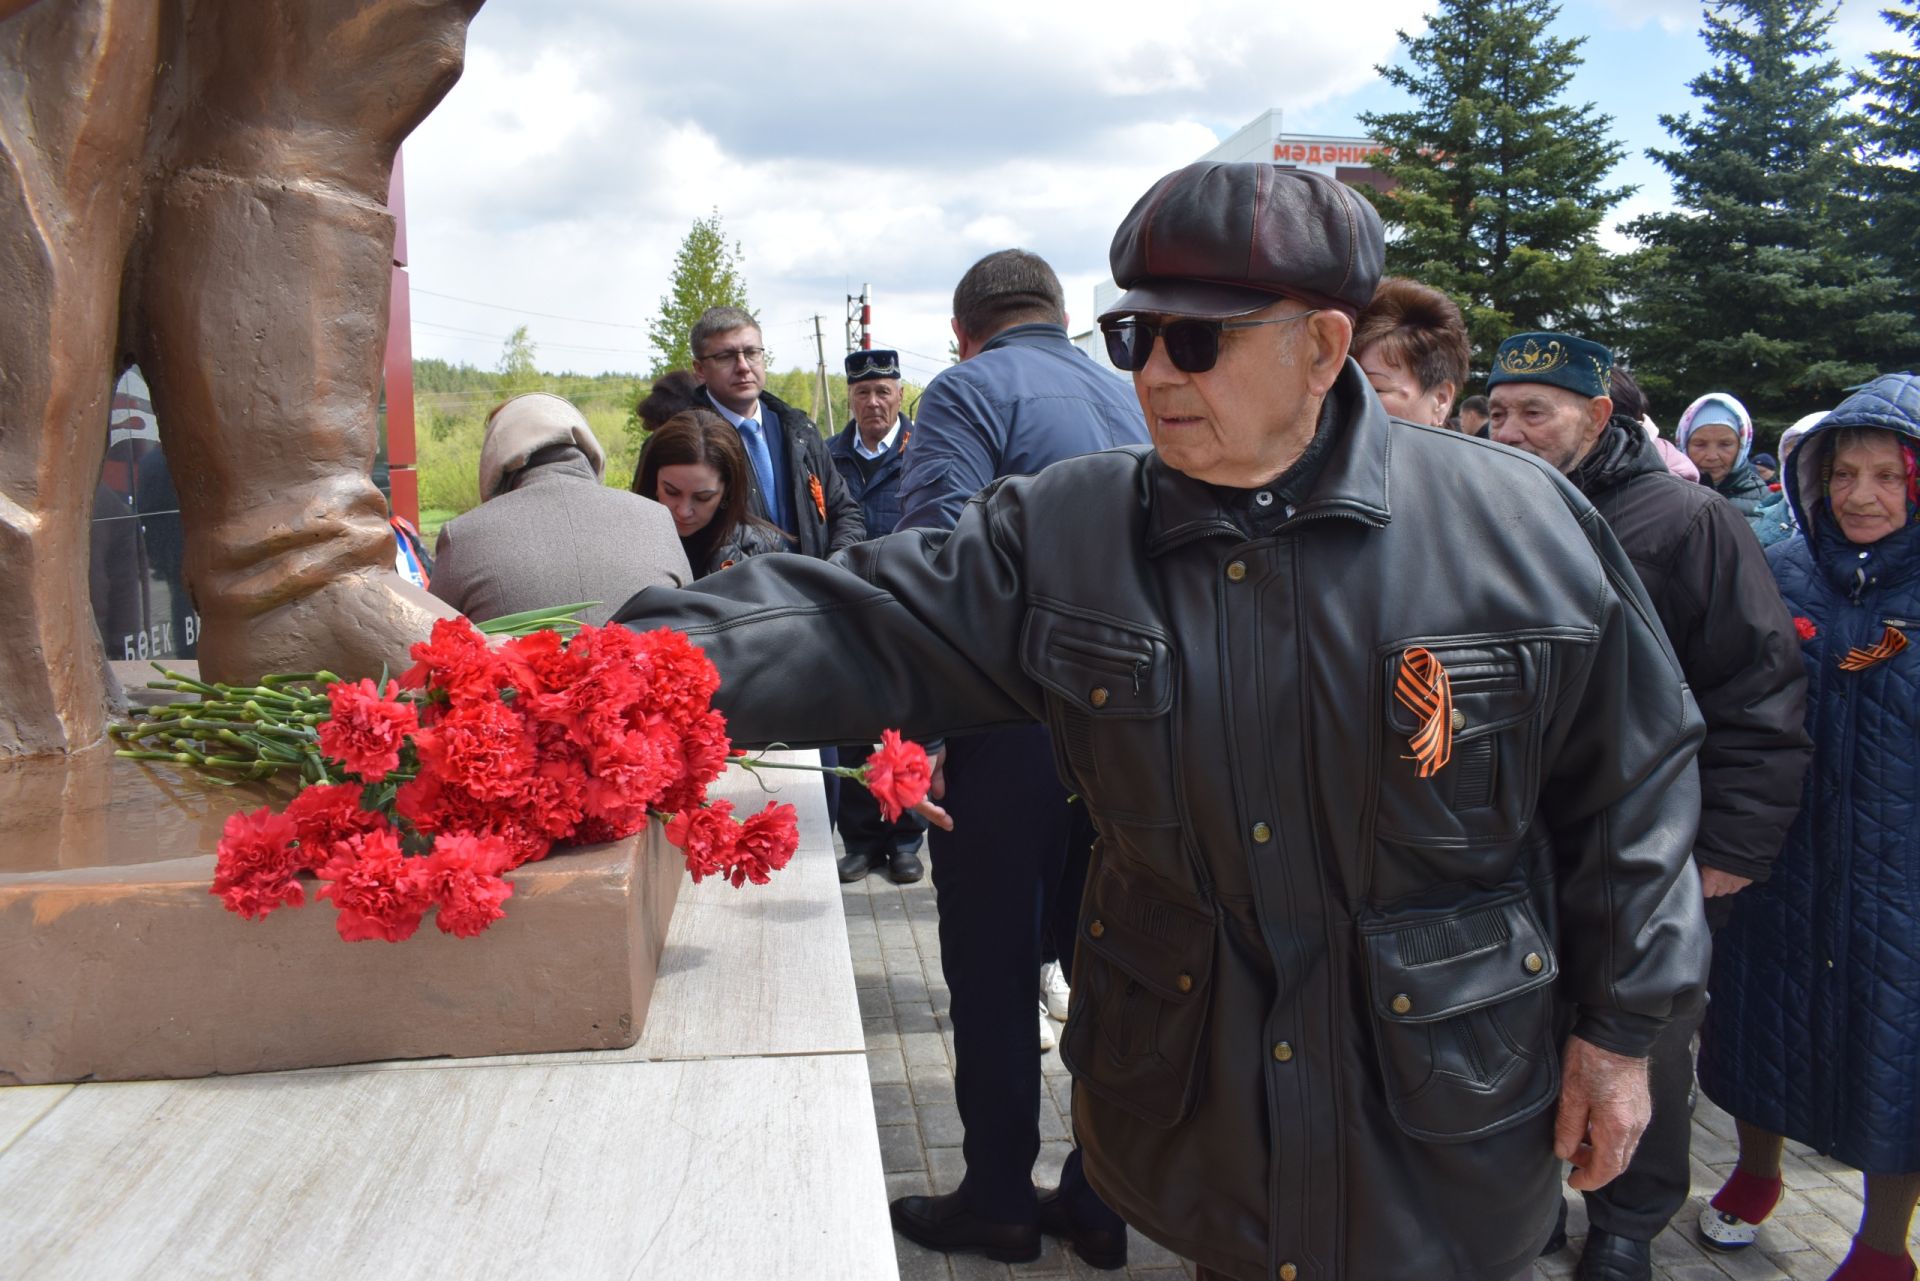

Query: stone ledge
[0,748,680,1085]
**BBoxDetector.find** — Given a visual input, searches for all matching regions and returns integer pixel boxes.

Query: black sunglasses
[1101,310,1320,374]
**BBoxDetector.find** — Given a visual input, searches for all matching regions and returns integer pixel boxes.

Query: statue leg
[0,0,158,755]
[133,172,455,684]
[129,0,484,685]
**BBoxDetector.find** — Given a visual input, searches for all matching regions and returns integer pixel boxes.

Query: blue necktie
[738,416,780,525]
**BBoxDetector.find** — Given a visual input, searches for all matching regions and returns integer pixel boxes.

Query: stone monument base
[0,743,681,1086]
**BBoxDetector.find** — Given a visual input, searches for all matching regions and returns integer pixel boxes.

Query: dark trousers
[834,741,927,863]
[929,725,1114,1228]
[1581,893,1728,1240]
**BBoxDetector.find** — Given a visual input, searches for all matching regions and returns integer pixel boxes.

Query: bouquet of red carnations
[115,614,931,944]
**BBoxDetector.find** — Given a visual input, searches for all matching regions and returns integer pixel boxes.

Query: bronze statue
[0,0,483,756]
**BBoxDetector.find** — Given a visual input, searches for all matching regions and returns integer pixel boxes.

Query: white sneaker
[1698,1204,1760,1251]
[1040,961,1071,1021]
[1038,1002,1057,1052]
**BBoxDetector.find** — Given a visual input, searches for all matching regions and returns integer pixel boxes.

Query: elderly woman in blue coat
[1695,372,1920,1281]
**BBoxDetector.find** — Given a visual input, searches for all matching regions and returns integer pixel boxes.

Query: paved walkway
[841,862,1918,1281]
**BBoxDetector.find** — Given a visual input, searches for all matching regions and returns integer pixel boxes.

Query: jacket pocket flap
[1022,605,1174,718]
[1362,893,1557,1023]
[1080,873,1214,1003]
[1381,639,1547,742]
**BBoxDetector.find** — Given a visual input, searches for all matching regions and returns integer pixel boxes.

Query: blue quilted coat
[1697,372,1920,1173]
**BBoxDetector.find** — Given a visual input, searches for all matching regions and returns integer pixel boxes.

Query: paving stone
[893,1235,955,1281]
[1008,1235,1073,1275]
[879,1123,927,1174]
[865,1017,902,1051]
[1124,1227,1187,1270]
[871,1081,916,1126]
[1036,1101,1070,1142]
[868,1045,908,1085]
[909,1063,956,1105]
[949,1252,1018,1280]
[903,1031,950,1067]
[859,985,894,1018]
[917,1101,966,1148]
[890,973,932,1004]
[896,1002,940,1034]
[1045,1075,1074,1118]
[856,961,890,990]
[887,1169,933,1200]
[1032,1140,1071,1187]
[927,1144,967,1190]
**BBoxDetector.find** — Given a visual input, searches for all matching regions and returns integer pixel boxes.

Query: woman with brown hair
[633,408,787,577]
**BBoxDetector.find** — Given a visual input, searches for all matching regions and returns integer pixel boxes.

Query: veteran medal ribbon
[1394,647,1454,778]
[1838,623,1909,672]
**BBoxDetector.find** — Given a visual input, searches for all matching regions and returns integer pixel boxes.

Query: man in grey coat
[430,393,690,627]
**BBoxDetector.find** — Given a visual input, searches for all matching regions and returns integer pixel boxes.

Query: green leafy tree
[648,210,753,376]
[1618,0,1916,423]
[1360,0,1631,371]
[1858,6,1920,309]
[496,324,542,397]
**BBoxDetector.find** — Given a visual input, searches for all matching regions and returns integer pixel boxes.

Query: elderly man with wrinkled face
[614,163,1710,1281]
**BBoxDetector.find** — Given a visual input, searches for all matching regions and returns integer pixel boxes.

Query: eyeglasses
[1101,310,1320,374]
[697,346,767,367]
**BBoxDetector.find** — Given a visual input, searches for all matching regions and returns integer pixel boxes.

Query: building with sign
[1075,109,1388,370]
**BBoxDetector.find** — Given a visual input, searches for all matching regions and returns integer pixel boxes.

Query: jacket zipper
[1048,634,1152,694]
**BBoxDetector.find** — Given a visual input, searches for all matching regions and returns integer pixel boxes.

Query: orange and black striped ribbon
[1394,647,1454,778]
[1838,624,1909,672]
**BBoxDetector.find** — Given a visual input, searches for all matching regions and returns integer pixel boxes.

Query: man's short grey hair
[952,249,1066,342]
[690,306,760,358]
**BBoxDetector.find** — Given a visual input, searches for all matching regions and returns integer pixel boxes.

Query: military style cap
[844,349,901,383]
[1101,162,1385,321]
[1487,331,1613,400]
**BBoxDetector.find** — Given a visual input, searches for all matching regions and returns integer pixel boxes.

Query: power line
[412,319,643,358]
[411,287,648,330]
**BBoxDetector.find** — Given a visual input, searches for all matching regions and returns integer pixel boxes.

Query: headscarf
[1777,412,1827,467]
[478,392,607,501]
[1676,392,1754,469]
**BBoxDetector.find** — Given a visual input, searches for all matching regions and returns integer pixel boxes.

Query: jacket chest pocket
[1360,890,1560,1142]
[1060,860,1216,1128]
[1373,638,1549,847]
[1022,605,1181,825]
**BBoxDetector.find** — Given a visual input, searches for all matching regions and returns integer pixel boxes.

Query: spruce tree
[647,210,753,377]
[1858,6,1920,309]
[1618,0,1915,423]
[1360,0,1631,372]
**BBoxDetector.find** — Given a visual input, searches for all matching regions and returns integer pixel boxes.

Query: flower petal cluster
[316,678,417,780]
[864,730,932,823]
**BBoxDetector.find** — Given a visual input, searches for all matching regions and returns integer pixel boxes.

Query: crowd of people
[420,159,1919,1281]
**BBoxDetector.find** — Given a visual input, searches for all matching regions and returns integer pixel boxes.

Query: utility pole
[813,315,834,428]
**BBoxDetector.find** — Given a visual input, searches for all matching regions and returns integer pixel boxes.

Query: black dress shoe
[1576,1228,1652,1281]
[1036,1186,1128,1270]
[888,846,924,883]
[889,1192,1039,1262]
[837,849,877,883]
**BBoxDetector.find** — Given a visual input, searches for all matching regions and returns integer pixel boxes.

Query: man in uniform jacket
[687,305,865,559]
[614,163,1709,1281]
[430,393,690,628]
[826,348,927,883]
[1488,332,1812,1281]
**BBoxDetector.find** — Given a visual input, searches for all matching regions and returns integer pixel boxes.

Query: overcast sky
[401,0,1898,391]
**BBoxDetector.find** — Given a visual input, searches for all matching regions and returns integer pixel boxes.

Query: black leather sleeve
[611,485,1036,748]
[1658,500,1812,881]
[1541,505,1712,1058]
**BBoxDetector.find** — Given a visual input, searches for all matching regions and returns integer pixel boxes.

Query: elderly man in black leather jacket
[614,164,1709,1281]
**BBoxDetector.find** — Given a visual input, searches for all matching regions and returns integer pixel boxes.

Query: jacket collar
[980,322,1073,354]
[1145,358,1393,555]
[1568,416,1665,499]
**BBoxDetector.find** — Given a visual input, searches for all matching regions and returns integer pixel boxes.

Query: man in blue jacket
[827,348,927,882]
[889,250,1149,1269]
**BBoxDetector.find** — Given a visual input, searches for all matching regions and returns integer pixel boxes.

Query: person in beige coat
[430,393,691,627]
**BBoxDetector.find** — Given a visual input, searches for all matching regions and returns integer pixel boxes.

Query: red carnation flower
[283,782,388,870]
[413,696,534,801]
[419,831,515,938]
[317,828,432,943]
[665,800,738,883]
[1794,616,1817,642]
[316,678,418,781]
[864,730,931,823]
[402,616,513,705]
[728,802,799,888]
[210,805,305,920]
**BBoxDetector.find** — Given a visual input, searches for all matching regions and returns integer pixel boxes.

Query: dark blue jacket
[896,323,1147,532]
[1698,372,1920,1173]
[827,414,912,536]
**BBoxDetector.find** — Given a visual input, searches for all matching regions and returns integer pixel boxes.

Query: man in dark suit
[687,306,865,558]
[826,348,927,883]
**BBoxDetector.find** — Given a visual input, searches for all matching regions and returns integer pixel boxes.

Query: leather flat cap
[1101,162,1385,320]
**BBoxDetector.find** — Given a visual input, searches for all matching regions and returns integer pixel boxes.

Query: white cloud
[400,0,1426,382]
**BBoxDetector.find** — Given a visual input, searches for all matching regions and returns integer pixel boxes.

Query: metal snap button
[1450,708,1466,732]
[1272,1041,1293,1062]
[1090,687,1110,708]
[1088,919,1105,939]
[1524,952,1544,974]
[1226,560,1247,582]
[1251,821,1272,843]
[1176,972,1194,993]
[1390,993,1412,1015]
[1280,1264,1298,1281]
